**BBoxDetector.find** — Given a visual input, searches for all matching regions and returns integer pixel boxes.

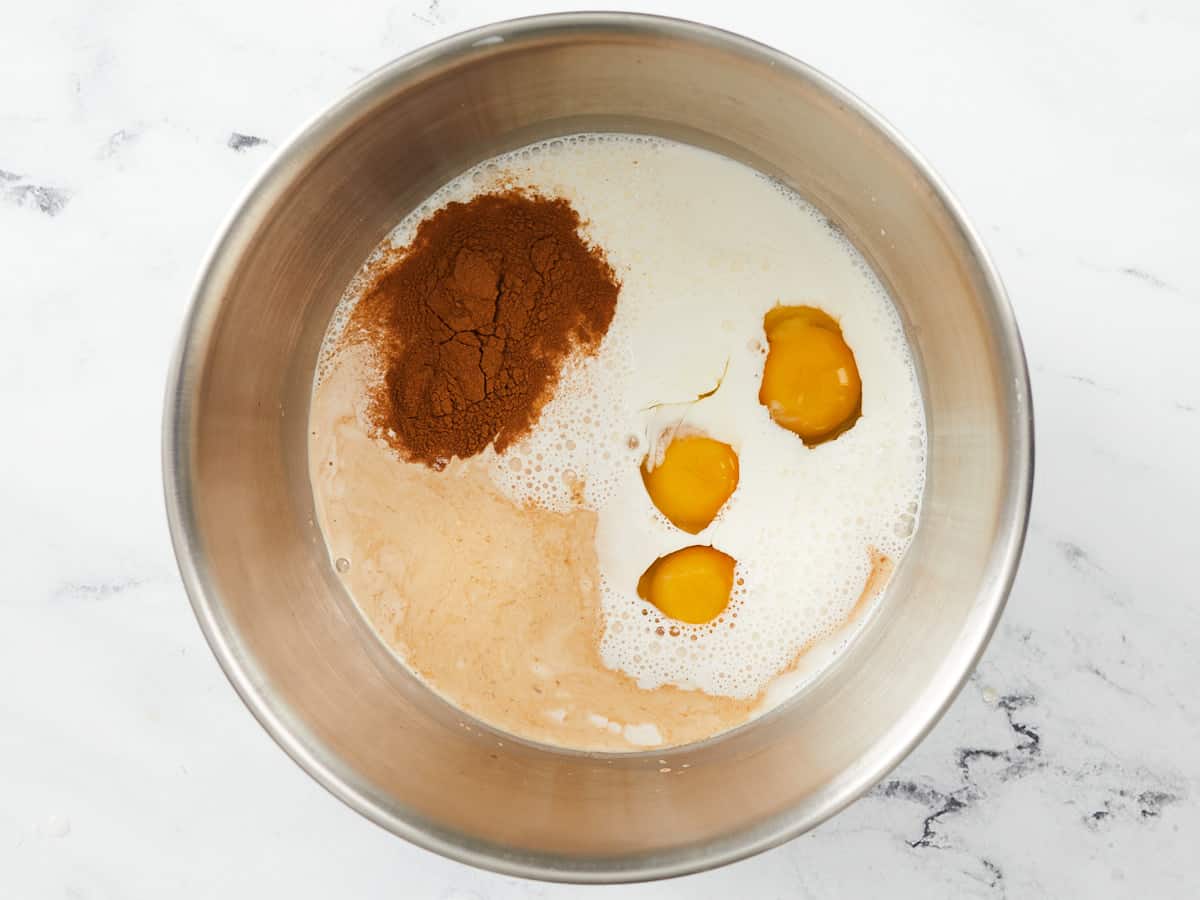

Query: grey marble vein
[1080,258,1192,300]
[51,577,150,602]
[227,132,268,151]
[1118,265,1174,292]
[413,0,446,25]
[1,171,70,215]
[99,128,139,158]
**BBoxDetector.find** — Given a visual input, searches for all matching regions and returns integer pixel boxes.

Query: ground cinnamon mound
[347,190,620,469]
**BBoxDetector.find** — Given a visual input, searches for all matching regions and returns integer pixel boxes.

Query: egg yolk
[641,435,739,534]
[759,304,862,445]
[637,546,736,624]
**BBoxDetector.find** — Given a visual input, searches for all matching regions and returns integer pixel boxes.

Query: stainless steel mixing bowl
[164,12,1032,882]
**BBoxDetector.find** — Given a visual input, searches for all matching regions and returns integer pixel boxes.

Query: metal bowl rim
[162,10,1034,884]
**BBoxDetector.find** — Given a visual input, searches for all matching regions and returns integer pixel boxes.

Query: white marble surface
[2,0,1198,896]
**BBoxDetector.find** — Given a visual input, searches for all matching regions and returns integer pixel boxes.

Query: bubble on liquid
[335,557,351,574]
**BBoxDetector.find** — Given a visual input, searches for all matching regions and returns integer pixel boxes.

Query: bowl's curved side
[164,12,1032,883]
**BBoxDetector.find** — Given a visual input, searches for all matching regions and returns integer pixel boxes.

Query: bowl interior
[167,14,1030,882]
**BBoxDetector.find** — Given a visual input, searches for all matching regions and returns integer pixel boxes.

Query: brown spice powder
[346,190,620,468]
